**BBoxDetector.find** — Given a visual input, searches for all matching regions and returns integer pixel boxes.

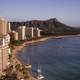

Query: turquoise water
[17,36,80,80]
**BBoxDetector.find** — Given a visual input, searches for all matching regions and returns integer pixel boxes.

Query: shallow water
[17,36,80,80]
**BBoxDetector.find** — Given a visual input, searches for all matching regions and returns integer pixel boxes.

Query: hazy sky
[0,0,80,26]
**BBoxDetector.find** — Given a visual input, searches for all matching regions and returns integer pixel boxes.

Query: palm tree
[19,65,30,79]
[15,64,21,71]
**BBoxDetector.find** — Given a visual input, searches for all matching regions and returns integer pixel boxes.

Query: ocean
[17,36,80,80]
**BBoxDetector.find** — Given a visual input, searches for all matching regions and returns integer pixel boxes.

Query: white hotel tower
[18,26,26,40]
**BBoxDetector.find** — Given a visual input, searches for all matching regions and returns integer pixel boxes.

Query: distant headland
[10,18,80,36]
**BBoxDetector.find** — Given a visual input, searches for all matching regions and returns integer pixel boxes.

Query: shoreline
[12,36,53,80]
[12,34,80,79]
[12,36,52,64]
[12,34,80,65]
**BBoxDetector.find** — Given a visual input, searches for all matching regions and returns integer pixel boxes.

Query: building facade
[18,26,26,40]
[10,31,18,41]
[0,18,10,74]
[7,22,11,33]
[0,18,8,36]
[37,28,41,37]
[26,27,41,38]
[26,27,34,38]
[0,34,10,74]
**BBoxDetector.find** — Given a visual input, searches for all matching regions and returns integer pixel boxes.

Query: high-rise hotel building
[26,27,41,38]
[0,18,11,74]
[10,30,18,41]
[26,27,34,38]
[0,18,8,36]
[18,26,26,40]
[7,22,11,33]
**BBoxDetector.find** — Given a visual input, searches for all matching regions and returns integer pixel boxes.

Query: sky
[0,0,80,26]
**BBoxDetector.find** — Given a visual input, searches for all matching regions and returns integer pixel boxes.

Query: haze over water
[17,36,80,80]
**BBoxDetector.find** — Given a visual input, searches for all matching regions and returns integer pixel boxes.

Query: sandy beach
[12,34,80,65]
[12,34,80,79]
[12,36,53,65]
[12,36,53,80]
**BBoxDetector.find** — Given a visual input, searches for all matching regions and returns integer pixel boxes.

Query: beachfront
[12,37,51,80]
[12,34,80,65]
[12,34,80,80]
